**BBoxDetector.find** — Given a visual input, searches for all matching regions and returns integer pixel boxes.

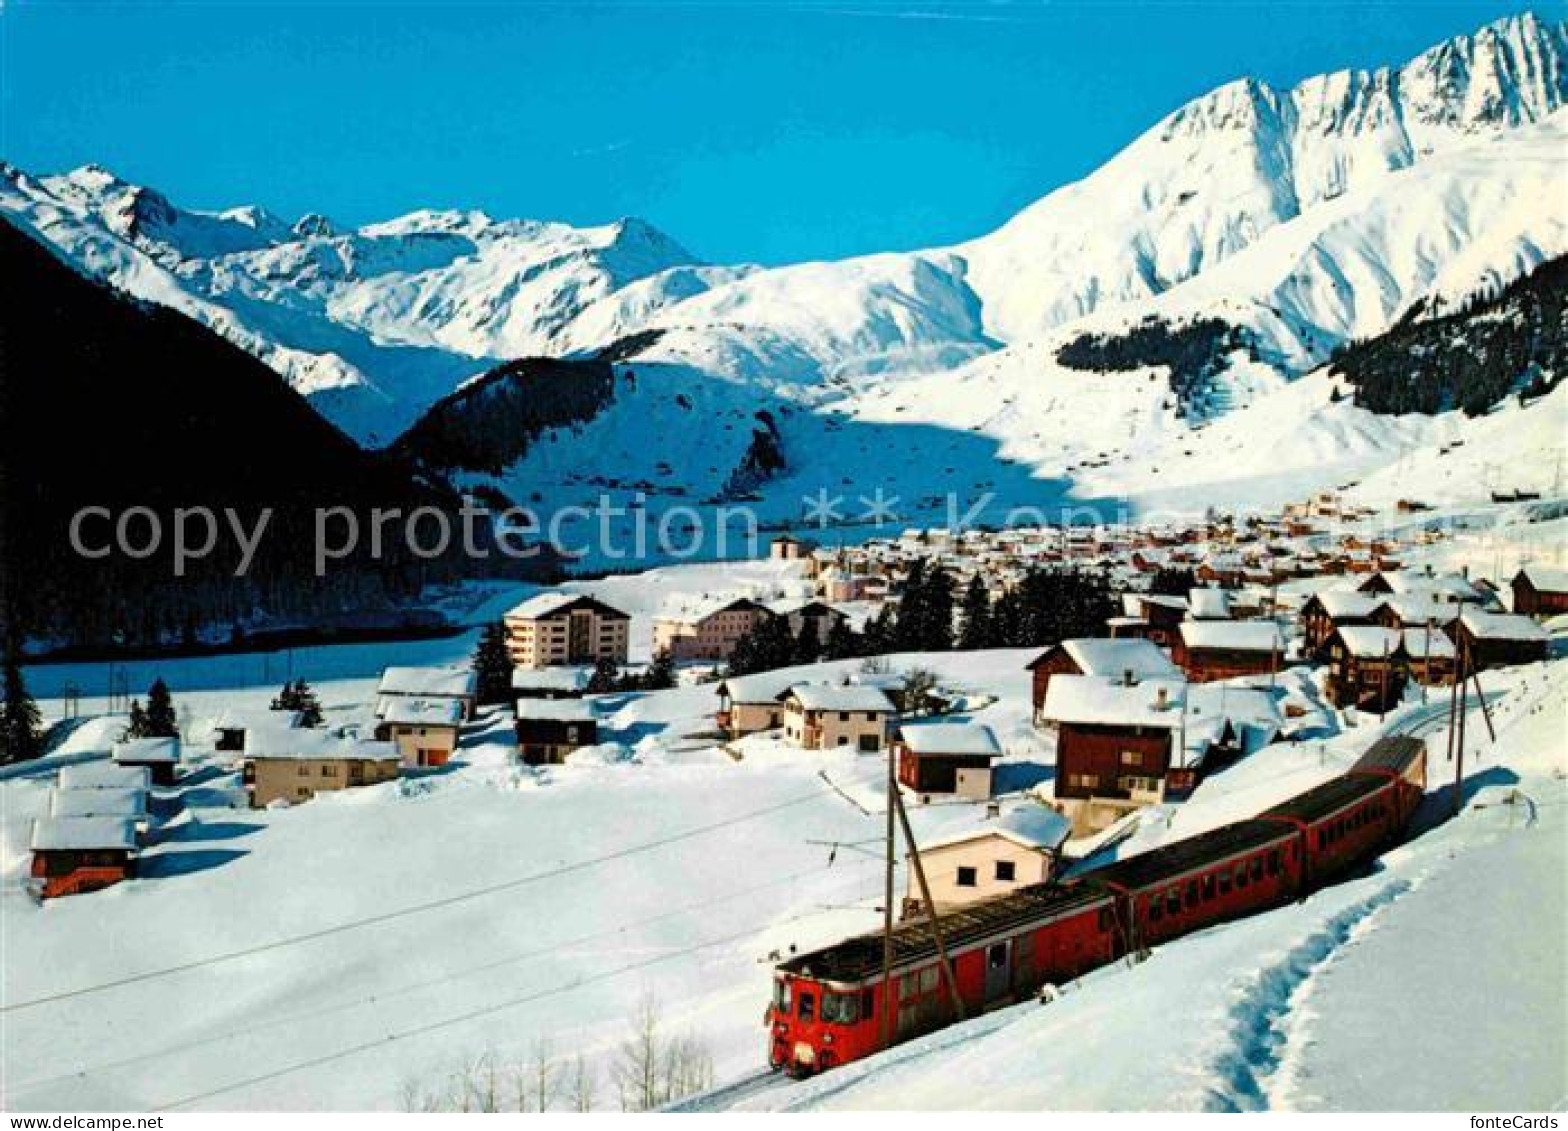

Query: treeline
[726,560,1117,676]
[2,218,553,651]
[1056,315,1251,416]
[1332,254,1567,416]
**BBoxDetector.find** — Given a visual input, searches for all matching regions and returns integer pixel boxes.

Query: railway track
[668,1067,794,1112]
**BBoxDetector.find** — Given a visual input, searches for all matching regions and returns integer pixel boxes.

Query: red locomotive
[766,735,1427,1076]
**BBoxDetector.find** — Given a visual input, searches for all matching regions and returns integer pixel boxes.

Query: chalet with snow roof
[504,592,631,670]
[244,732,400,807]
[770,533,817,560]
[902,804,1072,917]
[1024,637,1181,726]
[1370,594,1462,634]
[515,700,598,765]
[30,817,139,899]
[1454,608,1550,671]
[210,706,304,754]
[1322,626,1408,712]
[376,666,477,720]
[373,696,465,768]
[1186,587,1232,621]
[713,669,801,738]
[112,736,180,786]
[1300,591,1379,654]
[653,596,774,662]
[1136,594,1189,647]
[1511,565,1568,618]
[49,787,148,826]
[780,684,895,752]
[1173,620,1284,682]
[894,722,1002,799]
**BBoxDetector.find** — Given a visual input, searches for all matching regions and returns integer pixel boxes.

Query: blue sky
[1,1,1542,264]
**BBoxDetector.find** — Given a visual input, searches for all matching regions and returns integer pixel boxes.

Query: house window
[995,860,1016,882]
[858,734,880,752]
[956,866,977,888]
[840,712,850,721]
[1120,750,1144,767]
[298,765,310,776]
[837,736,850,746]
[321,764,337,778]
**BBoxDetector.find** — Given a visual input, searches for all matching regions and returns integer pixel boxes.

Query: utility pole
[892,788,965,1024]
[1453,644,1470,817]
[880,740,895,1051]
[1378,634,1390,722]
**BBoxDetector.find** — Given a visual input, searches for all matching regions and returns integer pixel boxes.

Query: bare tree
[531,1035,558,1112]
[569,1052,596,1113]
[663,1033,715,1102]
[614,992,665,1112]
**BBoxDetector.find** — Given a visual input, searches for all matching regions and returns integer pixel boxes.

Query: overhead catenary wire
[2,785,840,1015]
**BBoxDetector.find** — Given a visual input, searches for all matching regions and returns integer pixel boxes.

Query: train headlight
[822,1033,834,1045]
[793,1041,816,1065]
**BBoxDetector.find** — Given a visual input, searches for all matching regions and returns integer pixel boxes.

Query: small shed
[895,722,1003,798]
[30,817,139,899]
[515,700,598,765]
[112,736,181,786]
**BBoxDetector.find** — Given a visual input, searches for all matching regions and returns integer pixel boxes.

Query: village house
[112,737,180,786]
[30,817,140,899]
[504,593,631,670]
[770,533,817,560]
[652,596,774,662]
[1370,594,1462,634]
[1400,627,1458,685]
[1322,626,1408,712]
[1042,674,1281,833]
[780,684,896,752]
[1173,620,1285,682]
[1187,587,1232,620]
[377,666,478,721]
[511,666,592,700]
[210,707,304,754]
[902,804,1072,917]
[767,598,848,646]
[514,700,598,765]
[1025,637,1181,726]
[244,732,400,808]
[373,696,465,768]
[894,722,1002,799]
[1136,594,1189,647]
[1511,565,1568,618]
[713,669,800,738]
[1300,591,1380,655]
[1454,607,1551,671]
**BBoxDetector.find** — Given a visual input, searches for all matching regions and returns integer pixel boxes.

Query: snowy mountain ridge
[3,12,1564,509]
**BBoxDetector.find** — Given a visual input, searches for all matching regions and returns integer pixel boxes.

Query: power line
[2,786,838,1015]
[6,860,852,1098]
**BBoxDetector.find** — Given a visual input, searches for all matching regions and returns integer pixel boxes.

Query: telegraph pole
[880,740,895,1050]
[893,788,965,1024]
[1453,643,1470,817]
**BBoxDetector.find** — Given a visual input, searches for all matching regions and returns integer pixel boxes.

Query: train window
[1098,907,1112,931]
[1251,858,1263,882]
[988,944,1008,970]
[1149,898,1162,923]
[1267,850,1280,875]
[1166,891,1180,916]
[773,980,792,1015]
[798,991,816,1023]
[862,989,876,1020]
[1202,874,1216,901]
[1185,881,1198,908]
[1218,870,1232,895]
[920,967,940,994]
[1235,863,1248,889]
[902,972,920,997]
[823,993,858,1025]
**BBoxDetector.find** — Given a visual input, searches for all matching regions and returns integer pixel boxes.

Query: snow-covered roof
[512,666,592,693]
[1058,638,1181,682]
[1517,564,1568,593]
[897,722,1001,757]
[58,763,151,791]
[1400,629,1456,659]
[1459,607,1550,643]
[112,737,179,765]
[1042,675,1187,730]
[1178,620,1284,653]
[1187,588,1232,619]
[246,731,400,762]
[715,669,804,704]
[49,787,147,820]
[376,696,466,726]
[1334,626,1403,658]
[31,817,139,853]
[505,591,628,621]
[924,803,1071,855]
[1385,571,1483,601]
[783,684,896,713]
[210,707,303,733]
[1376,595,1460,626]
[1314,591,1380,619]
[655,594,769,625]
[376,666,477,699]
[515,699,596,722]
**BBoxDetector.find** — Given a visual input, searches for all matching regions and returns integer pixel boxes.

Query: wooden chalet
[30,817,139,899]
[894,722,1001,799]
[1454,608,1551,672]
[1173,620,1284,682]
[515,700,598,765]
[1024,637,1181,726]
[1511,565,1568,618]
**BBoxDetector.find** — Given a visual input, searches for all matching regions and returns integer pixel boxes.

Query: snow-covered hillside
[4,13,1564,514]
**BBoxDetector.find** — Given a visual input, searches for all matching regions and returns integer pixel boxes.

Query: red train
[766,735,1427,1076]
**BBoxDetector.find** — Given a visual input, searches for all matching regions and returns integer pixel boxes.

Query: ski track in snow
[1202,876,1414,1112]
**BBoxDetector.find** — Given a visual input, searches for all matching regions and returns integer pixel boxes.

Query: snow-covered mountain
[4,12,1565,517]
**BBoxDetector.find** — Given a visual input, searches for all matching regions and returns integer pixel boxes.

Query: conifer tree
[642,649,676,691]
[472,621,514,706]
[822,617,861,661]
[958,575,993,650]
[124,699,149,740]
[0,652,43,763]
[587,656,622,693]
[144,678,179,738]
